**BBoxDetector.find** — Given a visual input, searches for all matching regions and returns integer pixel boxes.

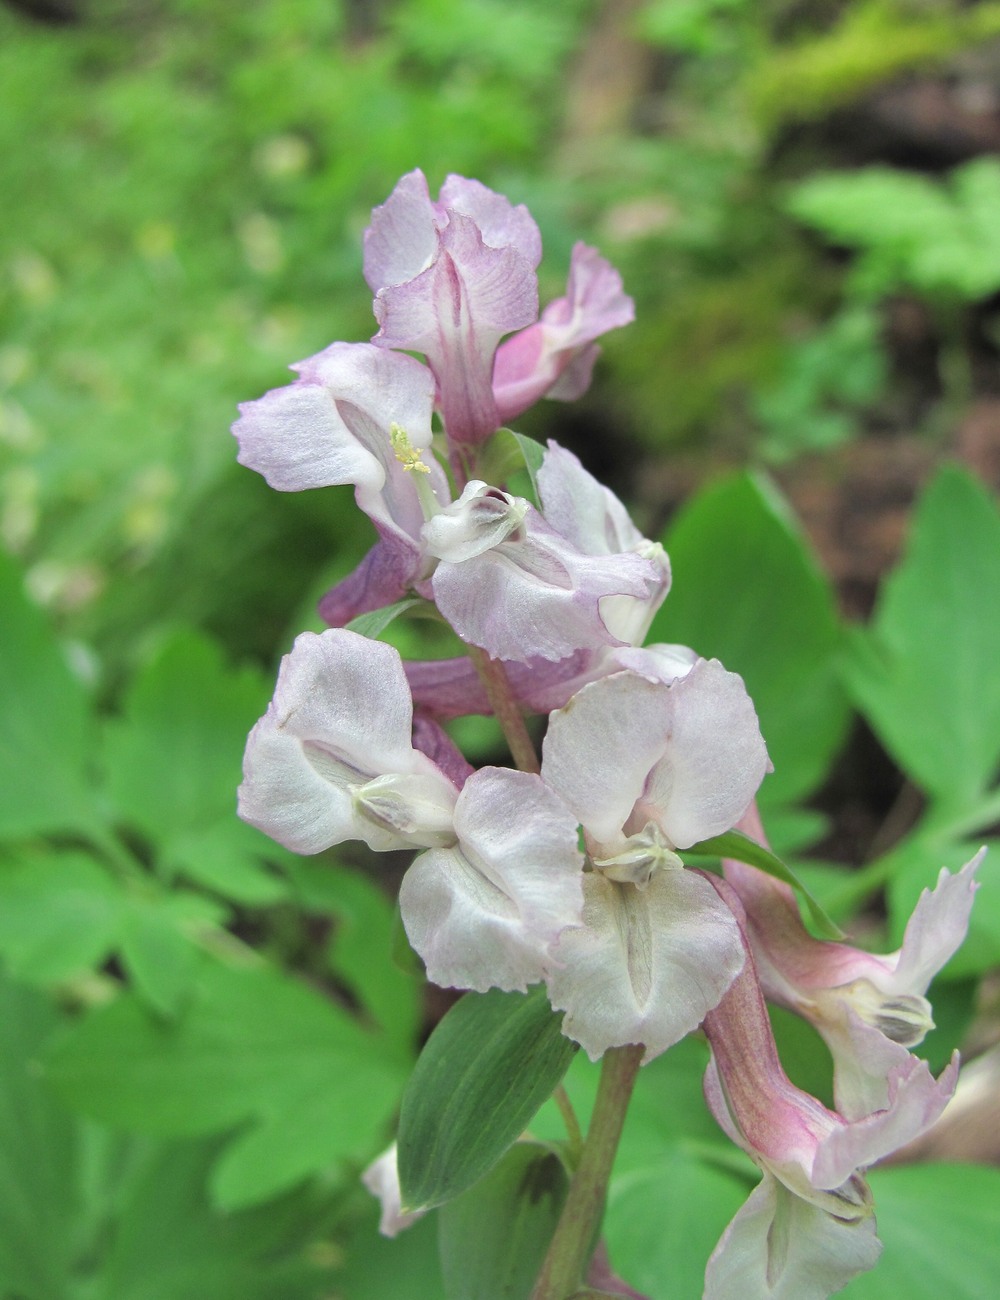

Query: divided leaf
[45,960,408,1210]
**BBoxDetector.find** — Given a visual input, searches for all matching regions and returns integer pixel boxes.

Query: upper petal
[363,168,439,293]
[233,341,442,540]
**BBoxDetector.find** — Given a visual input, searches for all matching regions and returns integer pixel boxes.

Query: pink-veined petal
[373,212,538,444]
[493,244,634,421]
[431,508,661,663]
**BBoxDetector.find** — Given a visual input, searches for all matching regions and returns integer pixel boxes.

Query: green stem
[531,1044,644,1300]
[466,644,540,774]
[554,1084,584,1166]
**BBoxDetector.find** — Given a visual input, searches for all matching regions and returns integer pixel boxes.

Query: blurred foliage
[3,0,1000,669]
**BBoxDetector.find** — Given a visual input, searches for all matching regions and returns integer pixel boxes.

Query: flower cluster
[233,171,981,1298]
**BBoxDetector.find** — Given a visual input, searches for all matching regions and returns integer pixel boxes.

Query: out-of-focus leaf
[335,1205,444,1300]
[0,550,98,838]
[90,1140,335,1300]
[103,630,270,845]
[0,975,78,1298]
[844,466,1000,812]
[46,961,408,1210]
[398,987,576,1212]
[0,850,124,984]
[603,1153,750,1300]
[651,472,848,807]
[165,818,290,906]
[438,1142,569,1300]
[119,899,200,1018]
[842,1163,1000,1299]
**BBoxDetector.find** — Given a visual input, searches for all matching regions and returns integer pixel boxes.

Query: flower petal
[493,244,634,422]
[238,629,456,854]
[704,1174,882,1300]
[431,508,660,663]
[545,867,744,1061]
[400,767,584,993]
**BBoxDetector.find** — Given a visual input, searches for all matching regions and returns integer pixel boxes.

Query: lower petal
[546,868,745,1062]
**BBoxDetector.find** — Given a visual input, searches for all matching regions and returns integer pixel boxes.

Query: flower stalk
[530,1044,644,1300]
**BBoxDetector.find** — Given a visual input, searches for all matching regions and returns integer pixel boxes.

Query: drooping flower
[538,660,770,1060]
[423,479,664,662]
[701,878,958,1300]
[723,804,984,1117]
[233,342,447,621]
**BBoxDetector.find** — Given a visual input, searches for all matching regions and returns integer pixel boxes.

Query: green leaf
[0,550,98,838]
[477,428,546,501]
[120,899,200,1017]
[398,986,576,1212]
[347,597,430,639]
[844,465,1000,811]
[842,1163,1000,1299]
[652,472,849,807]
[0,850,125,984]
[0,975,78,1298]
[603,1153,750,1300]
[335,1205,444,1300]
[104,629,270,844]
[438,1142,569,1300]
[91,1140,335,1300]
[686,830,844,939]
[165,818,290,906]
[46,961,408,1209]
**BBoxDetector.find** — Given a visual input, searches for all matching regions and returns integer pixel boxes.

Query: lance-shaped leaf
[397,986,576,1212]
[438,1142,570,1300]
[685,829,844,941]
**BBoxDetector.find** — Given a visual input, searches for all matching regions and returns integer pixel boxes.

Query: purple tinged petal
[399,767,584,993]
[373,212,538,444]
[546,867,745,1062]
[411,710,475,789]
[536,440,646,554]
[317,536,421,627]
[431,506,661,662]
[438,174,543,266]
[890,849,984,992]
[238,629,457,855]
[233,341,442,541]
[363,169,438,294]
[493,244,634,422]
[704,1174,882,1300]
